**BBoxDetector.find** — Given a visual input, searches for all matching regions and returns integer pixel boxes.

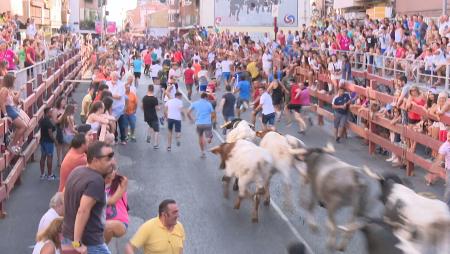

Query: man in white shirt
[255,85,276,131]
[165,92,185,151]
[107,71,127,144]
[151,60,162,84]
[262,49,273,78]
[37,192,64,234]
[439,15,450,38]
[221,57,233,86]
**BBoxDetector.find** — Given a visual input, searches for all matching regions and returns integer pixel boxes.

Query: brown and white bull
[289,144,380,251]
[210,139,273,223]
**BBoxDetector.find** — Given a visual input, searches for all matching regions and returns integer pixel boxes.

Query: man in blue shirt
[332,86,351,143]
[188,93,214,158]
[133,54,142,87]
[234,73,251,118]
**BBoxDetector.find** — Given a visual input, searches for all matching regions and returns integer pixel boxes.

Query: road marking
[178,88,315,254]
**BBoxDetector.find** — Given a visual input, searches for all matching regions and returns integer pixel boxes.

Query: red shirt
[395,47,406,58]
[25,46,35,64]
[278,33,286,46]
[408,97,425,121]
[174,51,183,63]
[144,53,152,65]
[290,84,302,104]
[207,82,216,92]
[184,68,195,85]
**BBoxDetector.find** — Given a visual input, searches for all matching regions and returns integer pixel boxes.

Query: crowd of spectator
[25,11,450,254]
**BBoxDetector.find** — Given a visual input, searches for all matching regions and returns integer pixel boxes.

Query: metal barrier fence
[0,49,86,218]
[308,48,450,90]
[295,66,448,181]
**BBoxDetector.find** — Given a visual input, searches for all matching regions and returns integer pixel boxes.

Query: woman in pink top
[104,169,129,243]
[0,40,17,70]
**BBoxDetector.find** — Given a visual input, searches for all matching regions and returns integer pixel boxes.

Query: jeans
[62,237,111,254]
[117,115,127,142]
[124,113,136,130]
[87,243,112,254]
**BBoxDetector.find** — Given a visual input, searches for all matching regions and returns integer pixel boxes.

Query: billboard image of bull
[214,0,298,27]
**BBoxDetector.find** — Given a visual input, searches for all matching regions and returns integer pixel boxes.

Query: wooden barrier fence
[296,67,449,179]
[0,49,86,218]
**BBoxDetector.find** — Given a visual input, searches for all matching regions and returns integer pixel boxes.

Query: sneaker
[386,156,394,162]
[146,136,151,143]
[201,152,206,159]
[130,135,136,142]
[167,146,171,152]
[120,141,127,145]
[47,175,57,181]
[40,174,47,180]
[335,137,341,143]
[153,145,159,150]
[159,117,165,125]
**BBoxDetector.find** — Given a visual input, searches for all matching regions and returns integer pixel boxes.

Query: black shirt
[332,93,351,114]
[62,167,106,245]
[222,92,236,117]
[39,116,55,144]
[142,95,159,122]
[366,35,376,50]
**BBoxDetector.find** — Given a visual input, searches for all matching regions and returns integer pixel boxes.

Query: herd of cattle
[211,119,450,254]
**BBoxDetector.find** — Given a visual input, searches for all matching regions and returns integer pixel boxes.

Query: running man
[255,85,276,131]
[133,53,142,87]
[165,92,185,151]
[142,85,160,149]
[188,92,214,158]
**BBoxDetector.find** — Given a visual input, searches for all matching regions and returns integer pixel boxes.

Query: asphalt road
[0,73,445,254]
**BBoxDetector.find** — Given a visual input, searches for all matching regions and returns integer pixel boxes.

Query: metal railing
[306,47,450,91]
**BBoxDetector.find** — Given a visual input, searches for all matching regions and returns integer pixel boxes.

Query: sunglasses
[96,152,114,159]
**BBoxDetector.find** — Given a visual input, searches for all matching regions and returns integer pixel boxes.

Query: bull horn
[288,148,308,155]
[322,142,335,153]
[209,146,221,153]
[338,221,366,232]
[417,192,438,199]
[362,166,383,180]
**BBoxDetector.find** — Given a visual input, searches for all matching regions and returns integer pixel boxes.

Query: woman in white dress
[32,217,63,254]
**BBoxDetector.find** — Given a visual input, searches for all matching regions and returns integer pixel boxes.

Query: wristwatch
[71,241,82,248]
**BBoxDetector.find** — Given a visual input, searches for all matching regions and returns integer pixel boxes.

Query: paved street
[0,74,445,254]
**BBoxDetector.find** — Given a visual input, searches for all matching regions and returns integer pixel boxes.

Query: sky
[106,0,138,27]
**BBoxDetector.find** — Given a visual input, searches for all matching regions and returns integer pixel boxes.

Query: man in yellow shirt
[125,199,185,254]
[246,58,259,81]
[80,85,94,124]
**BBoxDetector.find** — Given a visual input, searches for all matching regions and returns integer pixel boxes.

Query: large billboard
[214,0,298,27]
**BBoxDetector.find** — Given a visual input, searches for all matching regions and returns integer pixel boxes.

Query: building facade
[395,0,448,17]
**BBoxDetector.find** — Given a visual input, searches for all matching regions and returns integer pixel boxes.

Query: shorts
[236,98,249,108]
[146,120,160,132]
[124,113,137,130]
[222,72,231,81]
[199,84,207,92]
[334,112,348,129]
[5,105,20,120]
[287,104,302,113]
[134,72,141,79]
[40,142,54,156]
[196,124,212,138]
[223,115,235,122]
[262,112,276,125]
[168,119,181,132]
